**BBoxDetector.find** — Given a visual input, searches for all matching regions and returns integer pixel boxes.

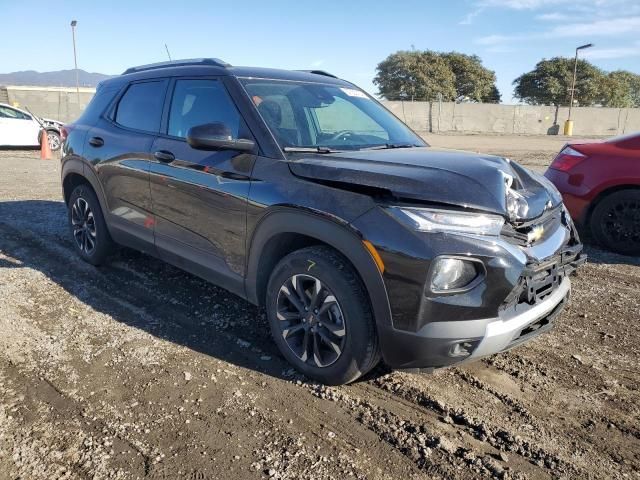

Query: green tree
[513,57,604,106]
[599,70,640,108]
[373,50,457,101]
[441,52,500,103]
[486,85,501,103]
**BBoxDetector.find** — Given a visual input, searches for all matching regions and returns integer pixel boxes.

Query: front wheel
[590,190,640,256]
[266,246,380,385]
[47,130,61,151]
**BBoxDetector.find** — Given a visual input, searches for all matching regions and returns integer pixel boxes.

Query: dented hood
[287,147,562,220]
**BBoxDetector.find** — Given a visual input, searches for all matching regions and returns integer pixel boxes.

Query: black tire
[47,130,61,151]
[266,246,380,385]
[68,184,115,265]
[590,189,640,256]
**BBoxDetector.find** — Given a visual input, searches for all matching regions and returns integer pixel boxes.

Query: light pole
[70,20,80,105]
[564,43,593,136]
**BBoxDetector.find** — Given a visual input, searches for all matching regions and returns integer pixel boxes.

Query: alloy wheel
[602,198,640,249]
[47,132,61,151]
[71,197,97,255]
[276,274,346,368]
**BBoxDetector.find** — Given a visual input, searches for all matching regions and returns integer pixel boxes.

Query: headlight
[503,173,529,221]
[388,207,504,236]
[505,188,529,221]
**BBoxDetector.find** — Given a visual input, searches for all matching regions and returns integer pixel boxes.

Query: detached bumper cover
[367,199,586,369]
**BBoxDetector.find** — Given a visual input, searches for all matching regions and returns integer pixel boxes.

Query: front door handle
[154,150,175,163]
[89,136,104,147]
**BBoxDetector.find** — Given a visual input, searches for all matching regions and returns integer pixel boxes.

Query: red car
[545,132,640,255]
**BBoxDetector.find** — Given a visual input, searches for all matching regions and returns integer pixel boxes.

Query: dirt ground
[0,135,638,480]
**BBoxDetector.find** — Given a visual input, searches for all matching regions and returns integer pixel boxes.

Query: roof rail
[122,58,230,75]
[296,70,338,79]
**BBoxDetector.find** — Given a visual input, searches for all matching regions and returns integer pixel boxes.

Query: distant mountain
[0,69,113,87]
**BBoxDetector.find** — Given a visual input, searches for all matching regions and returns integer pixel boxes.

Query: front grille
[501,207,564,247]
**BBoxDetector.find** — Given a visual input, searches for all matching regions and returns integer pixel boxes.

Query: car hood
[40,117,64,126]
[287,147,562,220]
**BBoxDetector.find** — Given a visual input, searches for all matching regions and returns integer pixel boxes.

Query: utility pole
[564,43,593,136]
[70,20,80,105]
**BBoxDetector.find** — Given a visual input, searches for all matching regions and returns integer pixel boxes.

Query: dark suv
[61,58,585,385]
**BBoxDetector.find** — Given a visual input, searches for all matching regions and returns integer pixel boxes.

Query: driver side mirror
[186,122,255,153]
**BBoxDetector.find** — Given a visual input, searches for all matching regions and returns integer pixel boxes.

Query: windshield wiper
[282,146,337,154]
[361,143,419,150]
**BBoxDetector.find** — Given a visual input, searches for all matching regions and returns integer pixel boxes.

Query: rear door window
[115,81,167,133]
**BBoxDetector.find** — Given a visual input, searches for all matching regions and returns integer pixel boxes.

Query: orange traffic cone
[40,129,52,160]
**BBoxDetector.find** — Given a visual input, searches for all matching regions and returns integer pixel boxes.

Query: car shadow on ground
[572,226,639,266]
[0,146,40,151]
[0,199,391,384]
[583,246,640,266]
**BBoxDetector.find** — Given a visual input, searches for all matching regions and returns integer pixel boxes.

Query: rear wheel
[590,190,640,255]
[266,246,380,385]
[68,184,114,265]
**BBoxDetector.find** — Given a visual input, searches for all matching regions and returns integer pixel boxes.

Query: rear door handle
[89,136,104,147]
[154,150,175,163]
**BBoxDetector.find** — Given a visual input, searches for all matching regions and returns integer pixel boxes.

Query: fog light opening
[430,257,479,292]
[449,341,475,358]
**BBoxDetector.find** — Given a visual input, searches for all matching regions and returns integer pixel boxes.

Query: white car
[0,103,63,151]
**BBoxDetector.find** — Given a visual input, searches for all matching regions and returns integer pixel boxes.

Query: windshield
[240,78,426,151]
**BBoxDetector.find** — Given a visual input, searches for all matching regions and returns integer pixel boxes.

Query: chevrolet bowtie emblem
[527,224,544,244]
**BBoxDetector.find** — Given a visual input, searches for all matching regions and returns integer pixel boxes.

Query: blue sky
[2,0,639,103]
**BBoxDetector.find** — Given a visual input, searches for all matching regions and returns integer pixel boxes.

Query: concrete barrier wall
[382,100,640,137]
[5,86,96,123]
[4,85,639,136]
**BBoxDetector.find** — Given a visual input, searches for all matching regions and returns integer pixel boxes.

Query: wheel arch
[245,208,393,330]
[61,159,110,223]
[37,127,61,142]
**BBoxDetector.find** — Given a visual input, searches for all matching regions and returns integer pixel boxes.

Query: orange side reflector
[363,240,385,274]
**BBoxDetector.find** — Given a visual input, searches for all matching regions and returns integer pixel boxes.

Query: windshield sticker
[340,88,369,99]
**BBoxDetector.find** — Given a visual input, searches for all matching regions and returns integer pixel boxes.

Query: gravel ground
[0,136,638,480]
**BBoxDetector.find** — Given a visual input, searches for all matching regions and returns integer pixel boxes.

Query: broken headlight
[504,174,529,221]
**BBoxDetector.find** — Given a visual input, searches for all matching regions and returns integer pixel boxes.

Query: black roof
[114,58,350,87]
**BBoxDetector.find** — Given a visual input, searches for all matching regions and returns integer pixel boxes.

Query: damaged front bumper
[358,205,587,370]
